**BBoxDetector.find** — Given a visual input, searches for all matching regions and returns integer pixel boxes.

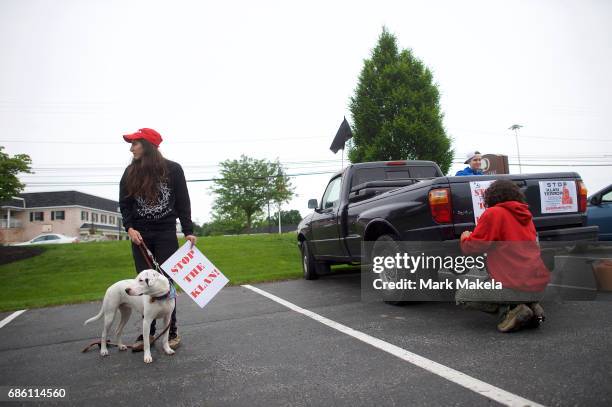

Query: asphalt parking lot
[1,271,611,407]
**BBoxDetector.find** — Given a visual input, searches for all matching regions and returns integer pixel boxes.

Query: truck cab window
[409,166,438,178]
[321,177,342,209]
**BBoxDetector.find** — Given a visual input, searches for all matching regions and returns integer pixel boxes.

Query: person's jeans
[454,268,544,311]
[131,228,179,337]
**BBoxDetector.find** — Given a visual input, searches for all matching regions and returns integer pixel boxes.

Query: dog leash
[138,240,177,305]
[81,325,173,353]
[138,241,161,273]
[81,240,175,354]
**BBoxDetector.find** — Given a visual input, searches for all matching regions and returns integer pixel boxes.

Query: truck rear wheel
[371,234,436,305]
[301,242,319,280]
[371,235,407,304]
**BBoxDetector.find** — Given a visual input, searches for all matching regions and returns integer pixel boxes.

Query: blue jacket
[455,166,483,176]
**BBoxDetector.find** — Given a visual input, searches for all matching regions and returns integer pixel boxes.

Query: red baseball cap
[123,128,163,147]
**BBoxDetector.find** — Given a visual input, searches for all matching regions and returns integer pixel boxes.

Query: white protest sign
[160,242,229,308]
[469,180,494,224]
[539,180,577,214]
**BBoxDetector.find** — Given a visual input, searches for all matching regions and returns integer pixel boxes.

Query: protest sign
[539,180,577,214]
[469,180,494,224]
[160,242,229,308]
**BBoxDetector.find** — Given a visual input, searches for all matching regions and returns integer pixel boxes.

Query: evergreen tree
[348,28,453,173]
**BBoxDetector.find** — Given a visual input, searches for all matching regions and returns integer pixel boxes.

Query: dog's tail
[83,307,104,326]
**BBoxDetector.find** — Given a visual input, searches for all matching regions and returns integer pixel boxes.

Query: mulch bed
[0,246,45,266]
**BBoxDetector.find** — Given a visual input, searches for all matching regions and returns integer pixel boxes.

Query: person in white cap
[455,150,484,176]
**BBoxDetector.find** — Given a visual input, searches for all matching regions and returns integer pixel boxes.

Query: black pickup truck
[297,160,597,280]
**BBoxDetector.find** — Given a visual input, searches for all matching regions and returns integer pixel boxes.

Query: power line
[449,127,612,142]
[28,161,345,172]
[17,158,612,179]
[21,169,341,187]
[20,161,612,189]
[518,135,612,142]
[0,135,330,145]
[24,154,611,172]
[506,163,612,167]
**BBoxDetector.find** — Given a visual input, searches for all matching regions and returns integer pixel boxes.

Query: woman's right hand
[127,228,143,245]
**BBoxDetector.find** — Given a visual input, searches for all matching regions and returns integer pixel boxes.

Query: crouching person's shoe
[525,302,546,329]
[131,334,155,352]
[497,304,534,333]
[168,333,181,350]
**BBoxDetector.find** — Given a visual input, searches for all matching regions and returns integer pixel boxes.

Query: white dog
[84,269,176,363]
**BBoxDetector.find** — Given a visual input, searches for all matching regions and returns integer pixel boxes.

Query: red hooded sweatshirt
[460,201,550,291]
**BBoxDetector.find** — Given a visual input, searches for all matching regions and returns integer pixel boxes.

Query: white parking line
[242,284,544,407]
[0,310,27,329]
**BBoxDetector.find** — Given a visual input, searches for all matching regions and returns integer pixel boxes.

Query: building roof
[1,191,119,213]
[0,197,25,209]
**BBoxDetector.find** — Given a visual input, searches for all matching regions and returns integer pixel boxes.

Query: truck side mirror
[589,195,601,206]
[308,199,318,209]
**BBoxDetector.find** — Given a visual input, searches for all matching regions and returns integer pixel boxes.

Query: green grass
[0,233,303,312]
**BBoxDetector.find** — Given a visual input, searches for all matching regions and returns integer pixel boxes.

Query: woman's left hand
[185,235,197,248]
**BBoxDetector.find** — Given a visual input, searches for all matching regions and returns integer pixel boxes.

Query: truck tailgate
[447,172,586,231]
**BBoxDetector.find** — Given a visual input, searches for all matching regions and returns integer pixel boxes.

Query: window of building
[92,213,99,223]
[30,211,44,221]
[81,211,89,221]
[109,215,115,224]
[101,214,107,224]
[51,211,65,220]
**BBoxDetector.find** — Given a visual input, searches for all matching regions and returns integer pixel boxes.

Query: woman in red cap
[119,128,197,351]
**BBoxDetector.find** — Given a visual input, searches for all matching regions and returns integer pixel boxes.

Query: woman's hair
[125,139,168,202]
[484,179,526,208]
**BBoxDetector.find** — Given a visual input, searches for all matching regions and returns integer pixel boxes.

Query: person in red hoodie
[457,179,551,332]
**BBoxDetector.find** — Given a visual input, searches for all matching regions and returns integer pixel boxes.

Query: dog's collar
[151,284,176,301]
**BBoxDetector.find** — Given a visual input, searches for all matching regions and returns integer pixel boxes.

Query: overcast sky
[1,0,611,224]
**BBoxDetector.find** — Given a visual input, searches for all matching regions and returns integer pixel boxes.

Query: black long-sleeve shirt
[119,159,194,236]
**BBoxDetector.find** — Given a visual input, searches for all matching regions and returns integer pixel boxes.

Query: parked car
[297,160,596,281]
[12,233,79,246]
[79,234,110,242]
[587,184,612,241]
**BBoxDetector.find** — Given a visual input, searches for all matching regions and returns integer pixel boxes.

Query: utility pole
[267,201,271,234]
[277,202,282,234]
[509,124,523,174]
[117,206,121,240]
[277,167,282,234]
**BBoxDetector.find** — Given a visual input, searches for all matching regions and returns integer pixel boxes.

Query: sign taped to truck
[539,180,577,214]
[469,180,494,224]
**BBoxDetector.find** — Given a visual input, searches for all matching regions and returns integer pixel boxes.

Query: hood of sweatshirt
[495,201,532,225]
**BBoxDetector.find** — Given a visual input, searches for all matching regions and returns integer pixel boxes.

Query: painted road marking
[0,310,27,329]
[242,284,544,407]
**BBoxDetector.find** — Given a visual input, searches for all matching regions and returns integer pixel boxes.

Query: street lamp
[509,124,523,174]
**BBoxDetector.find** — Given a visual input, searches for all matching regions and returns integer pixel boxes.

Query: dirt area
[0,246,45,265]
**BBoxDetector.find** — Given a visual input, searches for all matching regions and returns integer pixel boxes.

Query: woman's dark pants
[131,229,179,337]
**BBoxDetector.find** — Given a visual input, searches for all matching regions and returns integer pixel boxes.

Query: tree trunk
[246,212,252,233]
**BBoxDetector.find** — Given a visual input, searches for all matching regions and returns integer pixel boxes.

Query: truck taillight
[577,180,587,213]
[429,188,452,224]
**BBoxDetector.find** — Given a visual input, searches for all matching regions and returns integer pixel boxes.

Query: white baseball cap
[464,150,482,164]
